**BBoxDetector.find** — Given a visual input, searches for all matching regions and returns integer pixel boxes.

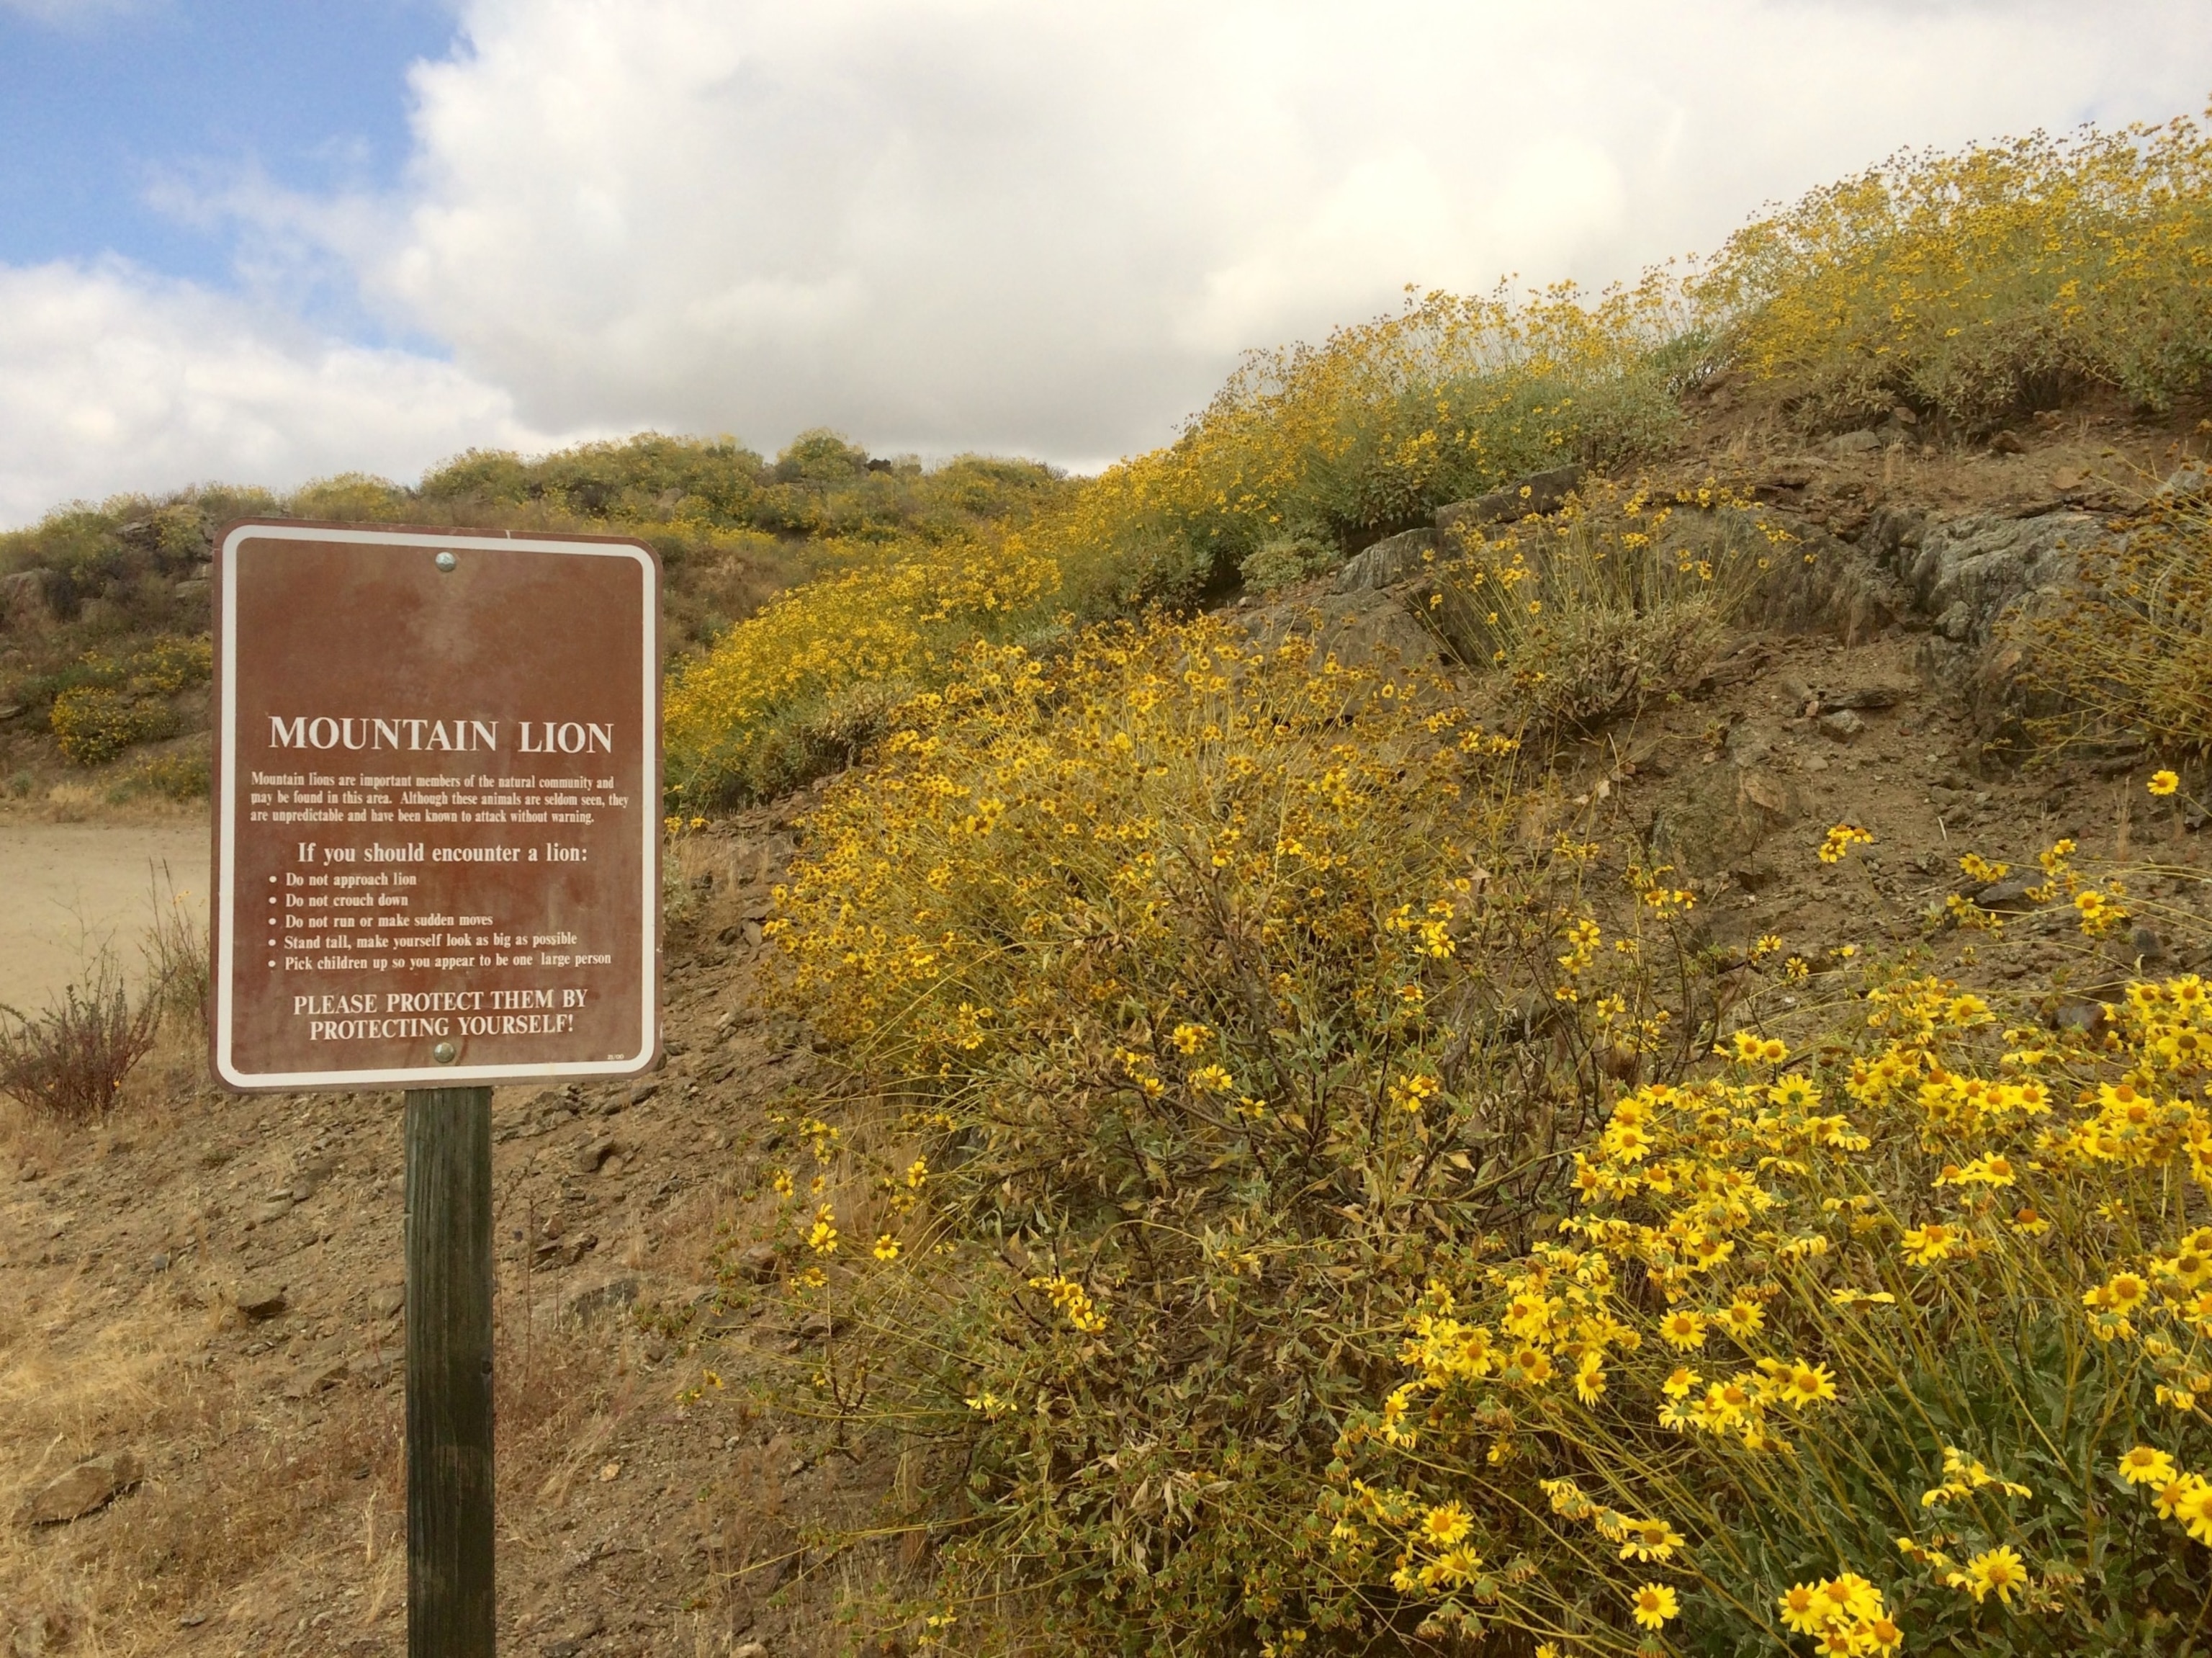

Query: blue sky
[0,1,451,293]
[0,0,2208,526]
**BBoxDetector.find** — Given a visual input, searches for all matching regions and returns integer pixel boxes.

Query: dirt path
[0,822,207,1012]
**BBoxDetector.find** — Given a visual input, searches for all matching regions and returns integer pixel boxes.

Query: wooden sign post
[208,524,661,1656]
[404,1085,495,1652]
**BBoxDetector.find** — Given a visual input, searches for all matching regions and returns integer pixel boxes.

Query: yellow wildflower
[1951,1545,2027,1604]
[1629,1582,1679,1628]
[2117,1445,2175,1487]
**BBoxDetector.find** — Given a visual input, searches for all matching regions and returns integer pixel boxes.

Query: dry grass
[0,1242,403,1652]
[142,863,209,1044]
[0,1215,675,1654]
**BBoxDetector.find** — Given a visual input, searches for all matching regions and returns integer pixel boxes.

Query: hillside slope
[5,393,2208,1656]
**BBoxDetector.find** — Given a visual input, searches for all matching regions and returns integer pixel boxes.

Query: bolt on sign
[210,523,661,1089]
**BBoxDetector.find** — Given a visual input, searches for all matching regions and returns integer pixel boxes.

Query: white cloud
[352,0,2212,461]
[7,0,2211,519]
[0,259,578,526]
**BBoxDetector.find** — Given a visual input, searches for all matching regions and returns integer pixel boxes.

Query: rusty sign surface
[210,523,660,1090]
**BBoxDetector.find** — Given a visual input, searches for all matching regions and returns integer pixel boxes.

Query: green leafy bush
[1238,534,1339,593]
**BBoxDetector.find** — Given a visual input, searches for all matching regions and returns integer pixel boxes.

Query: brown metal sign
[210,522,660,1090]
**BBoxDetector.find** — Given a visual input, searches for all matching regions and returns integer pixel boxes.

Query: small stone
[1801,753,1830,773]
[1974,876,2044,913]
[736,1242,780,1283]
[252,1196,294,1225]
[2053,998,2115,1039]
[149,1252,170,1273]
[1989,429,2026,454]
[557,1611,605,1646]
[1328,527,1437,594]
[574,1137,618,1175]
[628,1081,660,1106]
[235,1281,288,1321]
[1890,405,1917,426]
[369,1283,404,1319]
[560,1273,640,1325]
[24,1453,143,1525]
[1817,686,1902,712]
[2051,465,2086,491]
[1817,709,1864,743]
[281,1353,350,1400]
[734,1644,768,1658]
[1828,429,1879,454]
[1431,462,1583,539]
[1737,769,1796,818]
[346,1353,396,1387]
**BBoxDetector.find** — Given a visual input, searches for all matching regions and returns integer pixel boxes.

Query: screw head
[434,551,458,573]
[431,1040,458,1064]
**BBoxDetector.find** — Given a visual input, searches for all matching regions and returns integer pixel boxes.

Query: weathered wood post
[405,1085,495,1658]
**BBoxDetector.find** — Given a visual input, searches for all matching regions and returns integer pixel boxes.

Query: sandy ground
[0,823,208,1011]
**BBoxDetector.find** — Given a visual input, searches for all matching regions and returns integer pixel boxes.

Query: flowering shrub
[1330,956,2212,1655]
[697,107,2212,1655]
[665,284,1696,801]
[756,615,1735,1647]
[1696,113,2212,431]
[1046,281,1694,598]
[45,634,209,765]
[750,601,2212,1652]
[663,529,1065,805]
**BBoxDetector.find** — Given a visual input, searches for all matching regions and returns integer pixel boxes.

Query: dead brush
[0,946,166,1124]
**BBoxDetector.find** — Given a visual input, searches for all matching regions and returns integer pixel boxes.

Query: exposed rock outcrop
[1331,528,1437,593]
[1434,462,1585,542]
[1331,463,1587,596]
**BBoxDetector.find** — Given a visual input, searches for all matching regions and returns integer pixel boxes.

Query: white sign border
[212,523,661,1090]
